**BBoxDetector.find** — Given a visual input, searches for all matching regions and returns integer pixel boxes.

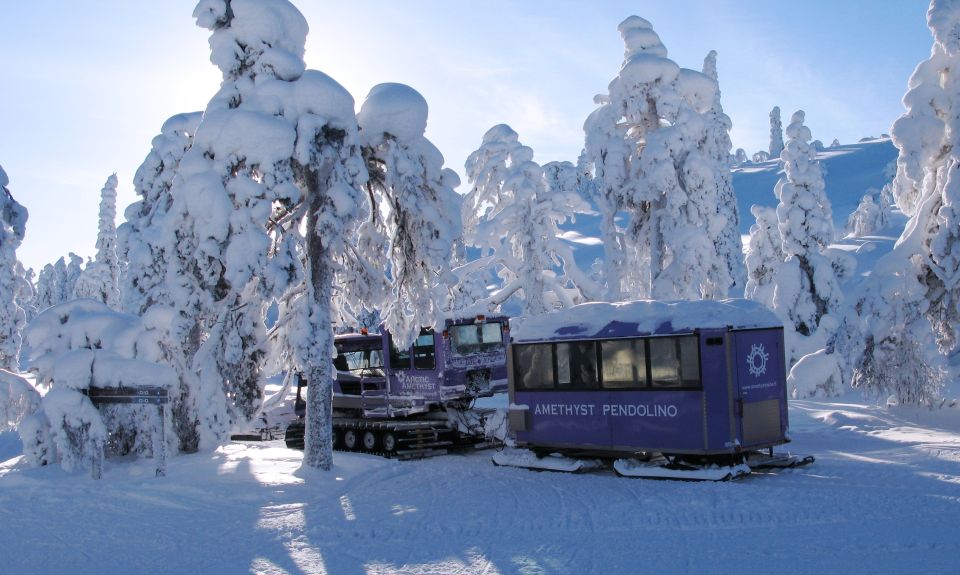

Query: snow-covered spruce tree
[357,83,459,347]
[180,0,322,446]
[850,0,960,404]
[583,17,732,300]
[35,258,65,312]
[75,174,122,308]
[119,112,202,316]
[15,263,37,323]
[115,113,206,451]
[462,124,523,244]
[702,50,746,293]
[769,106,784,159]
[64,253,83,300]
[849,258,946,404]
[744,205,783,309]
[752,151,770,163]
[773,110,841,340]
[34,254,83,313]
[885,0,960,357]
[0,165,29,371]
[846,185,892,238]
[464,126,598,313]
[195,0,376,470]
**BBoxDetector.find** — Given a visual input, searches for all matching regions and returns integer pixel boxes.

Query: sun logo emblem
[747,344,769,377]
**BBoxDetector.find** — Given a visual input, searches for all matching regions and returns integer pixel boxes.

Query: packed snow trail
[2,398,960,574]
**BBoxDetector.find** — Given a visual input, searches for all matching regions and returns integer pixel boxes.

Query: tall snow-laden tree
[117,112,206,451]
[179,0,320,448]
[744,205,783,309]
[583,16,732,300]
[886,0,960,357]
[702,50,746,293]
[15,262,37,323]
[75,174,122,308]
[194,0,377,470]
[128,114,217,452]
[773,110,842,340]
[462,124,524,244]
[852,0,960,404]
[769,106,784,159]
[37,253,84,310]
[357,83,459,347]
[463,126,598,314]
[119,112,203,317]
[64,253,83,300]
[0,165,28,371]
[35,260,63,312]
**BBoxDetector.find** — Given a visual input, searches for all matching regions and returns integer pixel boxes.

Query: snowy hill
[731,138,898,236]
[557,138,900,295]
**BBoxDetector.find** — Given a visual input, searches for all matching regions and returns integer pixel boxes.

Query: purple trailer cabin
[506,300,790,460]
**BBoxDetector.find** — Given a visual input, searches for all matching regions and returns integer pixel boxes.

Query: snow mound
[619,52,680,86]
[23,299,176,391]
[481,123,519,145]
[358,83,429,145]
[289,69,357,126]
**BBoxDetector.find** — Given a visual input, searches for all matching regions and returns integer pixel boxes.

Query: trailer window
[678,336,700,387]
[449,322,504,356]
[514,344,554,390]
[649,336,700,389]
[600,339,647,389]
[557,341,598,389]
[413,332,436,370]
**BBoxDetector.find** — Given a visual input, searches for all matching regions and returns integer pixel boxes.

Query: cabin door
[731,329,786,447]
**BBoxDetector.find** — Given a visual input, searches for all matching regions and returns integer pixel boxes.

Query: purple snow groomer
[285,315,509,457]
[495,299,813,480]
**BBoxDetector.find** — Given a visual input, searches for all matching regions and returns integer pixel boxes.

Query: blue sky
[0,0,933,273]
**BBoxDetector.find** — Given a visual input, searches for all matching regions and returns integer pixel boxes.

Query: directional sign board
[86,386,169,405]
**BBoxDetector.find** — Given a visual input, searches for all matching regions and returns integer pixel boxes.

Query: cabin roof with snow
[510,299,782,343]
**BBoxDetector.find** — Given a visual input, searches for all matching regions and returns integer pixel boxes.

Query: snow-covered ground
[3,393,960,574]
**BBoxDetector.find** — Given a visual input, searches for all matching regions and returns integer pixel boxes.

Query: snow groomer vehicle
[495,299,813,480]
[285,315,509,458]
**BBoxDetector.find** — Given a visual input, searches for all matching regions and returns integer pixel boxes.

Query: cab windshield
[448,322,504,357]
[334,343,385,376]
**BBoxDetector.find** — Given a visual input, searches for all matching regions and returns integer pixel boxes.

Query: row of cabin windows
[513,336,701,391]
[389,330,437,371]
